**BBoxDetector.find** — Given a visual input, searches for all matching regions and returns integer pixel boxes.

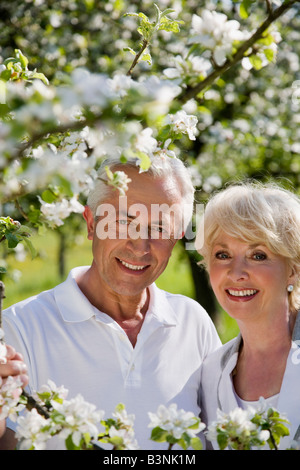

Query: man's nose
[126,235,151,256]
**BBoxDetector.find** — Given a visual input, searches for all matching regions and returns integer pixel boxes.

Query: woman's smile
[225,288,259,302]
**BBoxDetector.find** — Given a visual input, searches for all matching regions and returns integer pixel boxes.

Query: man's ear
[83,206,95,240]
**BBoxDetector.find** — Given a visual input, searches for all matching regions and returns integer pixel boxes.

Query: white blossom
[108,425,139,450]
[34,379,69,403]
[164,54,211,79]
[71,68,113,108]
[167,110,198,140]
[190,10,249,66]
[106,170,132,196]
[148,403,205,440]
[108,74,137,98]
[0,341,7,364]
[16,408,52,450]
[135,127,158,155]
[39,196,84,227]
[0,375,25,421]
[51,394,105,447]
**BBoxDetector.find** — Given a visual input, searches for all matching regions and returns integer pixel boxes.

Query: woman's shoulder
[203,335,239,371]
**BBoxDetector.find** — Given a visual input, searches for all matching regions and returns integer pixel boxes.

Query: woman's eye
[252,252,267,261]
[215,251,229,260]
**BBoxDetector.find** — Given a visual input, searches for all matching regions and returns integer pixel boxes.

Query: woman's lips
[225,288,259,301]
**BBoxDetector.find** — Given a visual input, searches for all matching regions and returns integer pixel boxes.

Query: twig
[179,0,300,103]
[21,390,51,419]
[126,39,149,76]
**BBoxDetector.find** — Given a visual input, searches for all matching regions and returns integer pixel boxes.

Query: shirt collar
[146,283,178,327]
[54,267,178,326]
[54,267,95,322]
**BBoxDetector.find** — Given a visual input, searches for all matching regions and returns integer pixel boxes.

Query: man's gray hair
[87,157,195,226]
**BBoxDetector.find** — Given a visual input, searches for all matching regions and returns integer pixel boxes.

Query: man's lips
[116,258,150,273]
[225,288,259,301]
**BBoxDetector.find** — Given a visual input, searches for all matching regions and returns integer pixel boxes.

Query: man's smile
[116,257,150,273]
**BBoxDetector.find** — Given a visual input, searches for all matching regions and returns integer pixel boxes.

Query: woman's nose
[227,257,249,281]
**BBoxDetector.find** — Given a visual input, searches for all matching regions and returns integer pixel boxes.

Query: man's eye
[151,226,165,233]
[118,219,129,225]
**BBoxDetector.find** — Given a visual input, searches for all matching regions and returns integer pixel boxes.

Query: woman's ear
[83,206,95,240]
[288,264,298,287]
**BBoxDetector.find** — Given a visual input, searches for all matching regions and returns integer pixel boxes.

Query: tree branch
[126,39,149,76]
[179,0,300,103]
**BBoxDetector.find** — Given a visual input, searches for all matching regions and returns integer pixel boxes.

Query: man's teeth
[120,260,146,271]
[227,289,258,297]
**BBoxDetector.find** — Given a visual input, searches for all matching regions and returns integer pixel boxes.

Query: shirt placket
[111,325,142,388]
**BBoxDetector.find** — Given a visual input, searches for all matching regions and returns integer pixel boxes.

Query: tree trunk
[187,252,218,322]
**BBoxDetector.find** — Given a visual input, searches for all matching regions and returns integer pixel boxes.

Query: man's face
[84,166,184,297]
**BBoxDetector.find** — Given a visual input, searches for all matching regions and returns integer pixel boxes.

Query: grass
[2,229,238,342]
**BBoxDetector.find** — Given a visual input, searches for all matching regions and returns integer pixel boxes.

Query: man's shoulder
[154,285,214,328]
[160,287,207,312]
[3,267,87,323]
[3,287,56,320]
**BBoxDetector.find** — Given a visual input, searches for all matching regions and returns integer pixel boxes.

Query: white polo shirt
[3,266,221,450]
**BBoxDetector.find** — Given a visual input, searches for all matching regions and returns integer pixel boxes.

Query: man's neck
[76,266,150,346]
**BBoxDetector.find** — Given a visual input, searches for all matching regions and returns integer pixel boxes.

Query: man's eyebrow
[118,210,165,226]
[117,210,135,219]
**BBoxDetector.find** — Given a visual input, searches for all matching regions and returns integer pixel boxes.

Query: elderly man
[1,157,221,450]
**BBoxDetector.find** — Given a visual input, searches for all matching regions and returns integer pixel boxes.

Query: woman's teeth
[227,289,258,297]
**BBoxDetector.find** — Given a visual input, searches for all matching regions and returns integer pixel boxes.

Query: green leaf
[249,55,263,70]
[263,48,275,62]
[23,238,37,259]
[6,232,19,249]
[217,431,229,450]
[161,8,176,18]
[191,437,203,450]
[65,434,79,450]
[31,72,49,85]
[239,0,253,19]
[123,47,136,56]
[114,403,125,413]
[137,152,152,171]
[41,189,58,203]
[158,16,182,33]
[0,69,11,82]
[14,49,28,69]
[150,426,168,442]
[141,53,152,66]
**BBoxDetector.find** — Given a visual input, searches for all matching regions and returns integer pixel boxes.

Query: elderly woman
[197,182,300,450]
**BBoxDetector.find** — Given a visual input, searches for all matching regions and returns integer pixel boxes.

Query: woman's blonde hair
[197,181,300,313]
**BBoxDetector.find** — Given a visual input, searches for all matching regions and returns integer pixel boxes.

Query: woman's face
[209,232,295,325]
